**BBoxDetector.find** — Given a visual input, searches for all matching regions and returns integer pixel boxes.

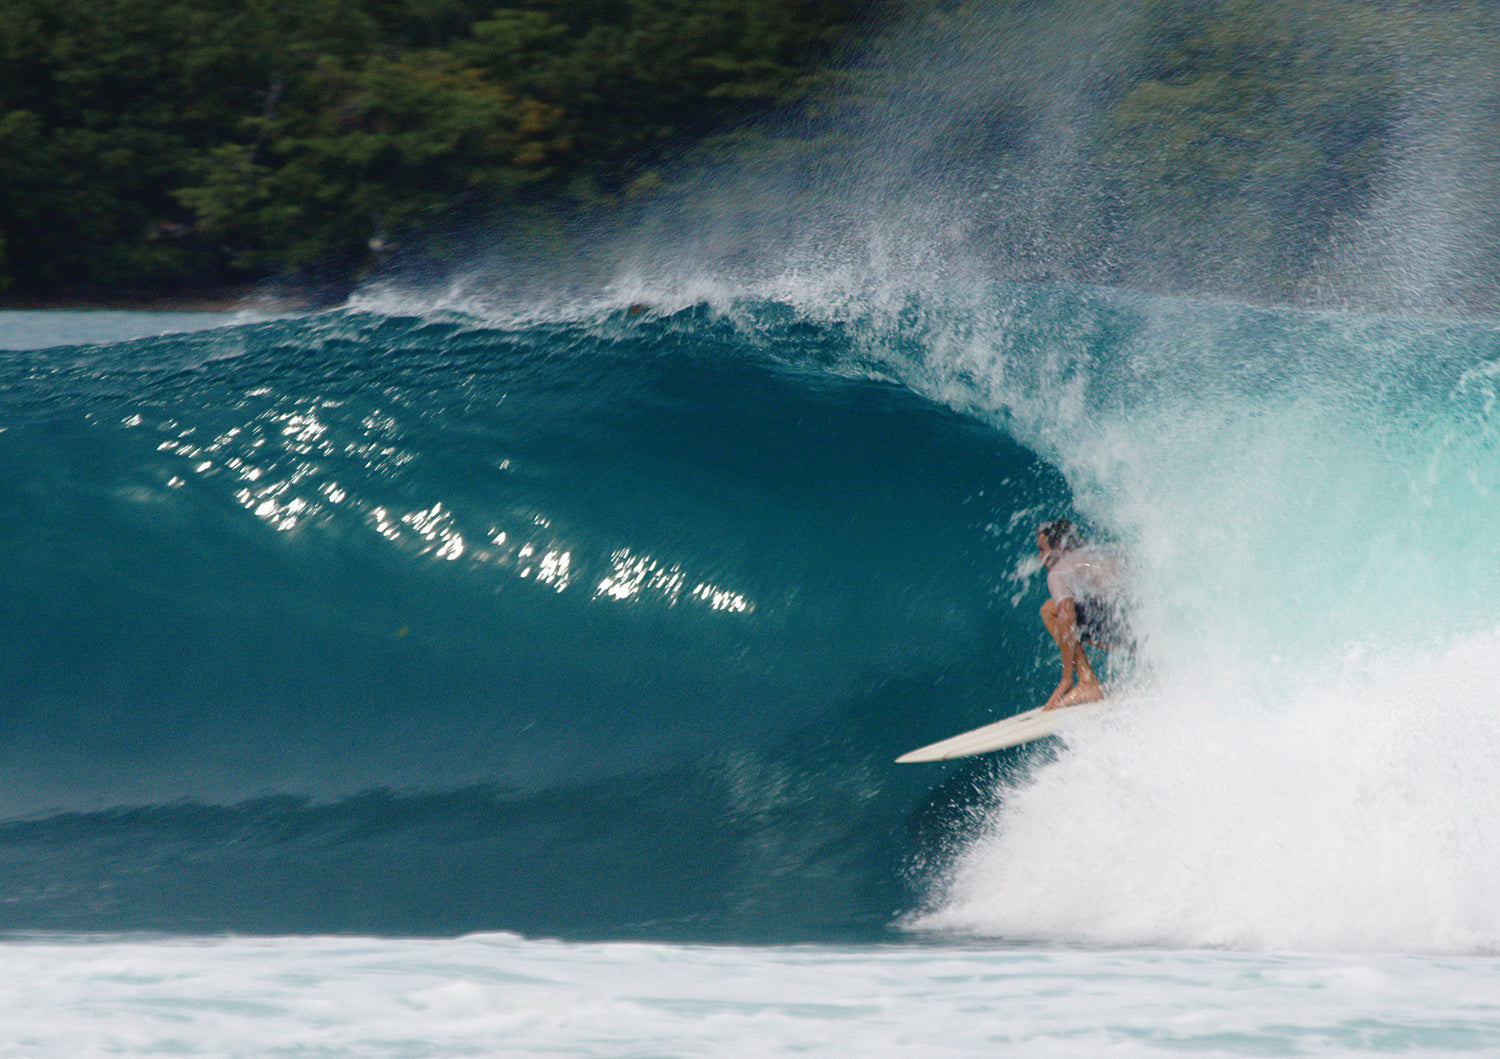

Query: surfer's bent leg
[1040,597,1075,708]
[1042,597,1104,709]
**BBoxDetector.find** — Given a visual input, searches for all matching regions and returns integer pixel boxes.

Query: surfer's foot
[1043,681,1073,710]
[1058,683,1104,707]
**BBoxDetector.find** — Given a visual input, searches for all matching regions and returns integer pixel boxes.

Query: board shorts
[1075,597,1129,647]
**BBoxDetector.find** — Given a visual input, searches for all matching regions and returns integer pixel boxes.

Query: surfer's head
[1037,518,1084,552]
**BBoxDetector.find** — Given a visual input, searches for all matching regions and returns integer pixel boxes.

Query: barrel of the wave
[0,303,1072,940]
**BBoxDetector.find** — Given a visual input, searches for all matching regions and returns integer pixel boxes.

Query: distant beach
[0,282,324,314]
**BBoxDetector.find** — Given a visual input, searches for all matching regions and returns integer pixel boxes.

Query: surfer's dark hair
[1038,518,1084,550]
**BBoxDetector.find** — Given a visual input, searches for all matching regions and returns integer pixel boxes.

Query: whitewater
[7,933,1500,1056]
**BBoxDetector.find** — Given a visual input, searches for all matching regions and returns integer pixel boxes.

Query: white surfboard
[895,701,1108,763]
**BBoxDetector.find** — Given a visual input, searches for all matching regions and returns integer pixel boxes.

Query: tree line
[0,0,887,300]
[4,0,1498,307]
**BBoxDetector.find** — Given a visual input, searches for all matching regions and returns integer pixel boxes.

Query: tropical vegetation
[3,0,1497,307]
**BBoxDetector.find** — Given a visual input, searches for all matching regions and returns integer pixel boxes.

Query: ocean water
[2,288,1499,1054]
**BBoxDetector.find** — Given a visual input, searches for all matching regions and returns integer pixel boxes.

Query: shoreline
[0,284,328,314]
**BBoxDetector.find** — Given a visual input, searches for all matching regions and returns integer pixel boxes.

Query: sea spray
[900,289,1500,953]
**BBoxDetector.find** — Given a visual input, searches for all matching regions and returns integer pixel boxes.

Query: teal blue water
[0,304,1071,940]
[4,287,1499,955]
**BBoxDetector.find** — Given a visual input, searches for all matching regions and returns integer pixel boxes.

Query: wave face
[5,281,1500,952]
[0,303,1065,939]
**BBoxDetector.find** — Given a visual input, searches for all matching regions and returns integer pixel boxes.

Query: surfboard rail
[895,700,1108,763]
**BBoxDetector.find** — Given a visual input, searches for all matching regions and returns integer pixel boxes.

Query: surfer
[1036,519,1125,710]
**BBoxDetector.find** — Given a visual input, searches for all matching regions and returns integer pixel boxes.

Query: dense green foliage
[0,0,874,297]
[4,0,1499,304]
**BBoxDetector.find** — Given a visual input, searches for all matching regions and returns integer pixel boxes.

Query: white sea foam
[3,933,1498,1057]
[916,628,1500,952]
